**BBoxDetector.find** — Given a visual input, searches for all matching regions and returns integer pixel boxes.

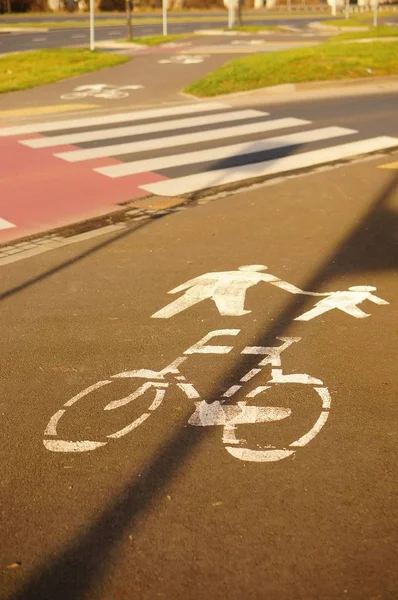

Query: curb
[0,196,188,263]
[182,75,398,102]
[0,27,49,33]
[308,21,369,32]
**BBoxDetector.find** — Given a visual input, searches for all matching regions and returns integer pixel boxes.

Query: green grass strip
[225,25,286,32]
[329,25,398,41]
[0,48,129,93]
[185,40,398,97]
[127,33,190,45]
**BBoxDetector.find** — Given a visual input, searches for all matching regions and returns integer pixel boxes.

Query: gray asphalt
[0,155,396,600]
[0,15,330,53]
[0,10,328,22]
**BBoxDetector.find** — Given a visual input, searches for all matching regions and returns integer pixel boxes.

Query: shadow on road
[8,171,397,600]
[0,135,304,303]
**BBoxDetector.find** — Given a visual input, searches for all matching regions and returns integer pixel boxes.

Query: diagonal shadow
[0,133,305,304]
[0,213,167,303]
[9,172,397,600]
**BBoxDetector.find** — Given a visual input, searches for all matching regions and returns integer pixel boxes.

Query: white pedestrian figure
[295,286,389,322]
[152,265,308,319]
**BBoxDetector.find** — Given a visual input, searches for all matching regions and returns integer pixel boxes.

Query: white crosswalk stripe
[2,101,397,198]
[54,117,310,162]
[0,218,16,230]
[0,102,228,136]
[21,109,269,149]
[94,127,357,178]
[141,137,398,197]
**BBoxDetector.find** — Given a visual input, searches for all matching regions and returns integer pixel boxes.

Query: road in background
[0,18,331,53]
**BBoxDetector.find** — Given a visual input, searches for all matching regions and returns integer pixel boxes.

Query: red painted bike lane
[0,134,166,245]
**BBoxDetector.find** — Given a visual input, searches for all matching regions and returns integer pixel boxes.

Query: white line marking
[32,37,47,41]
[226,447,295,462]
[0,102,228,136]
[22,109,268,148]
[63,380,111,408]
[95,127,355,178]
[72,34,87,38]
[107,412,151,439]
[222,385,242,398]
[184,329,241,354]
[240,368,262,382]
[44,410,65,436]
[43,440,106,452]
[56,118,309,163]
[0,218,16,230]
[290,411,330,447]
[141,136,398,196]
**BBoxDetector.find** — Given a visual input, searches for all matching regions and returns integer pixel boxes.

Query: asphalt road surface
[0,16,329,53]
[0,10,328,23]
[0,154,397,600]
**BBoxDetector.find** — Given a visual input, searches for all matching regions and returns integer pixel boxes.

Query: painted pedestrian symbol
[151,265,318,319]
[152,266,389,321]
[295,286,389,322]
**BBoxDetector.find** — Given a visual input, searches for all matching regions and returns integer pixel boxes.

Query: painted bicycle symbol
[43,264,389,464]
[44,331,330,463]
[60,84,144,100]
[158,55,208,65]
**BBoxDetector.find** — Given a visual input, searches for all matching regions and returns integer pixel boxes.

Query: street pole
[162,0,168,36]
[345,0,349,20]
[228,2,235,29]
[373,0,378,27]
[331,0,337,17]
[126,0,132,41]
[89,0,95,51]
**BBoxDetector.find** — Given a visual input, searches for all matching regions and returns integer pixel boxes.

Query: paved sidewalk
[0,158,396,600]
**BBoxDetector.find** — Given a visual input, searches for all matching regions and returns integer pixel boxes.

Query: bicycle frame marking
[43,330,332,462]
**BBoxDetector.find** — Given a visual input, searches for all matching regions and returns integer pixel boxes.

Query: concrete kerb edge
[181,74,398,103]
[0,197,189,265]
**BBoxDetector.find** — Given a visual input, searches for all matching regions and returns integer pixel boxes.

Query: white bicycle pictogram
[43,330,331,463]
[60,84,143,100]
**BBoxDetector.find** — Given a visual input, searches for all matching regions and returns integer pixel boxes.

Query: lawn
[225,25,287,33]
[185,41,398,97]
[0,49,129,94]
[329,25,398,41]
[128,34,191,45]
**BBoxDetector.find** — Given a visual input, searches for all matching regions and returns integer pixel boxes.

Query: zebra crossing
[1,101,397,199]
